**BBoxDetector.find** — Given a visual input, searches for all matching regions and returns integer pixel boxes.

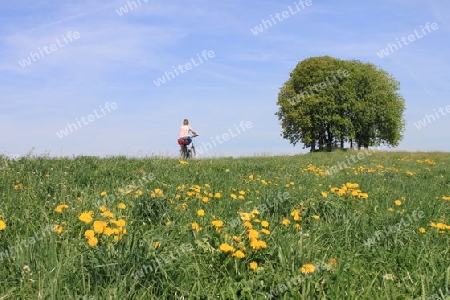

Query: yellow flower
[313,215,320,220]
[442,196,450,201]
[232,250,245,258]
[300,263,316,274]
[197,209,205,216]
[116,219,126,227]
[0,220,5,230]
[294,224,301,230]
[321,192,328,198]
[117,203,126,209]
[291,210,302,221]
[243,221,253,228]
[55,204,69,213]
[394,200,402,206]
[13,183,23,190]
[87,237,98,247]
[261,221,269,227]
[260,229,270,235]
[281,218,291,225]
[248,229,259,239]
[238,195,245,200]
[79,211,94,224]
[220,243,235,253]
[99,205,108,212]
[154,242,161,249]
[103,227,114,236]
[211,220,224,227]
[248,175,254,180]
[93,220,107,234]
[388,208,395,212]
[225,169,230,172]
[191,222,202,232]
[100,191,107,196]
[249,262,258,270]
[419,228,426,233]
[214,192,222,198]
[230,194,237,199]
[240,212,252,221]
[179,160,189,165]
[201,197,209,203]
[251,210,260,216]
[101,211,114,218]
[53,225,63,233]
[239,190,245,195]
[232,236,241,243]
[166,221,172,226]
[84,229,95,239]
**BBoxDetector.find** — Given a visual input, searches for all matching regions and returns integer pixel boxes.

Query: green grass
[0,151,449,299]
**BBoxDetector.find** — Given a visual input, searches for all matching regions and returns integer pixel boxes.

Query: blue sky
[1,0,449,158]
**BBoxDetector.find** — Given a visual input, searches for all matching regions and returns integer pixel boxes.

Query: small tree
[275,56,405,152]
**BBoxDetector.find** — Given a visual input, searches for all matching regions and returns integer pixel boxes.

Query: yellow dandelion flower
[211,220,224,227]
[238,195,245,200]
[248,175,254,180]
[251,210,260,216]
[100,191,107,196]
[79,211,94,224]
[116,219,126,227]
[93,220,107,234]
[179,160,189,165]
[53,225,63,234]
[219,243,235,253]
[442,196,450,201]
[281,219,291,225]
[419,228,426,233]
[233,236,241,243]
[243,221,253,228]
[250,261,258,270]
[239,190,245,195]
[232,250,245,258]
[55,204,69,213]
[103,227,114,236]
[260,229,270,235]
[0,220,6,230]
[154,242,161,249]
[117,203,126,209]
[87,237,98,247]
[248,229,259,239]
[166,221,172,226]
[225,169,230,172]
[261,221,269,227]
[201,197,209,203]
[101,211,114,218]
[300,263,316,274]
[214,192,222,198]
[321,192,328,197]
[84,229,95,239]
[294,223,301,230]
[394,200,402,206]
[197,209,205,216]
[313,215,320,220]
[388,208,395,212]
[191,222,202,232]
[230,194,237,199]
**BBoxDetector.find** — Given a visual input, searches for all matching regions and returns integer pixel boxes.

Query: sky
[1,0,449,158]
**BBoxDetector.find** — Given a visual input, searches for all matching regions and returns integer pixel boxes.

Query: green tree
[275,56,405,152]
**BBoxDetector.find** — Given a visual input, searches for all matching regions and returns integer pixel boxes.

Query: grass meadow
[0,151,449,300]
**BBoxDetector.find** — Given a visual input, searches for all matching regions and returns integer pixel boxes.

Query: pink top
[180,125,192,137]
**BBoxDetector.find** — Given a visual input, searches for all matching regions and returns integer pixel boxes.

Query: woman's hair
[183,119,189,125]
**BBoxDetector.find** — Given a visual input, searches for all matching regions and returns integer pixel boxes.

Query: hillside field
[0,151,449,299]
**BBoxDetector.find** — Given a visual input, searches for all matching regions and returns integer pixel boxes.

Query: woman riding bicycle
[179,119,198,143]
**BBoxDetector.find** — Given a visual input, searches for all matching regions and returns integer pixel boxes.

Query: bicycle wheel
[190,145,196,158]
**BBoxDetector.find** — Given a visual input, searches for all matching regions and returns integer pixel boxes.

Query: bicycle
[177,135,198,159]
